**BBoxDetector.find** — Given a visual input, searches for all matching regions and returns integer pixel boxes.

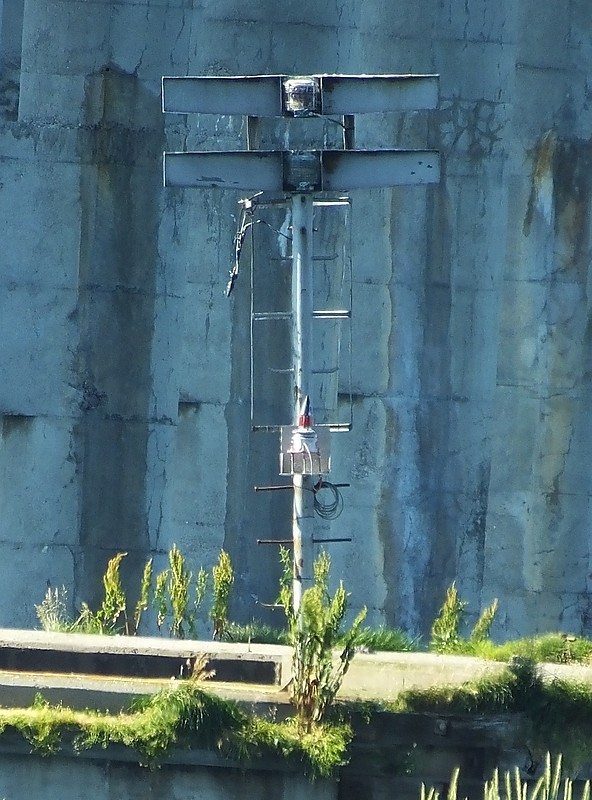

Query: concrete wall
[0,0,591,638]
[0,746,335,800]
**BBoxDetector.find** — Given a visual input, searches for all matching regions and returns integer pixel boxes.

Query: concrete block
[357,1,433,40]
[332,397,386,487]
[0,416,79,547]
[82,290,159,419]
[163,402,228,529]
[352,111,431,152]
[0,751,337,800]
[178,283,232,405]
[164,115,246,152]
[75,416,152,551]
[485,494,591,601]
[156,522,226,577]
[484,504,530,593]
[0,544,74,628]
[503,174,537,279]
[437,402,494,494]
[527,510,590,595]
[433,41,516,103]
[157,193,206,296]
[431,0,519,43]
[391,192,433,288]
[499,590,581,638]
[110,5,193,81]
[515,0,572,69]
[321,502,388,616]
[18,72,88,124]
[144,421,176,548]
[148,294,184,422]
[188,19,272,75]
[0,285,78,417]
[181,191,237,287]
[449,177,507,289]
[203,0,356,28]
[448,287,499,399]
[0,160,81,290]
[556,400,592,497]
[348,32,433,75]
[350,283,390,396]
[496,281,550,389]
[350,191,393,286]
[269,24,362,75]
[21,2,111,75]
[512,66,578,140]
[487,388,539,493]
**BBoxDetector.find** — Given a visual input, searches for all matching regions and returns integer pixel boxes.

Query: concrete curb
[1,629,592,710]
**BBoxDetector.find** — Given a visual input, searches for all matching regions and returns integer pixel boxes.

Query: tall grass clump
[421,755,590,800]
[211,550,234,640]
[430,582,498,655]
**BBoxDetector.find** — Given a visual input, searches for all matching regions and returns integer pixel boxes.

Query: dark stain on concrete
[1,414,34,438]
[74,64,165,608]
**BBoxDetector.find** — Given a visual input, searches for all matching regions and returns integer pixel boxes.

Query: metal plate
[162,74,439,117]
[162,75,283,116]
[321,150,440,189]
[164,149,440,191]
[163,151,284,190]
[320,74,439,113]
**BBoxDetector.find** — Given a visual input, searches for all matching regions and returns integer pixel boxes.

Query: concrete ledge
[1,629,592,711]
[341,650,592,699]
[0,628,291,687]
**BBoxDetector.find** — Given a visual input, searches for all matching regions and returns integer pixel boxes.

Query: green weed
[430,582,499,655]
[211,550,234,640]
[133,558,153,634]
[280,549,366,731]
[0,684,349,778]
[423,754,590,800]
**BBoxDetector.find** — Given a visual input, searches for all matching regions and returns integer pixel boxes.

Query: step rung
[312,310,351,319]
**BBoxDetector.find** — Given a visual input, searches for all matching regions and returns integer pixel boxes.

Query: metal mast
[291,191,315,610]
[162,73,440,617]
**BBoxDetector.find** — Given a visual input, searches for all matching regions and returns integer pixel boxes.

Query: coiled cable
[313,480,344,520]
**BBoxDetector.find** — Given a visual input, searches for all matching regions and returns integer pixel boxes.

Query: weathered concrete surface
[1,0,592,639]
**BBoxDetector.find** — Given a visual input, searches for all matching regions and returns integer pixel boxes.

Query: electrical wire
[226,193,292,297]
[313,479,344,520]
[226,199,256,296]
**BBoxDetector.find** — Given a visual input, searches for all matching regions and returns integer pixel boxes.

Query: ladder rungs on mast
[252,310,350,320]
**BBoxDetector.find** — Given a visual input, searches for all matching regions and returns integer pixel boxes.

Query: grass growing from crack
[0,684,350,779]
